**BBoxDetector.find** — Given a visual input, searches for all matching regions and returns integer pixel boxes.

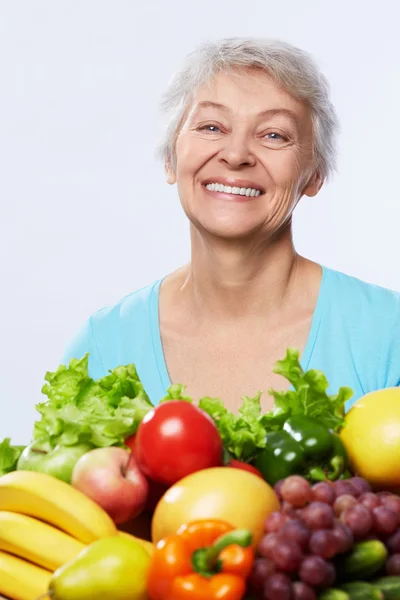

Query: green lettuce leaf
[33,355,153,449]
[160,384,193,403]
[0,439,25,476]
[199,393,267,460]
[260,348,353,432]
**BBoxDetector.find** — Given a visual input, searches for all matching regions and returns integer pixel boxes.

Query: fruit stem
[192,529,252,576]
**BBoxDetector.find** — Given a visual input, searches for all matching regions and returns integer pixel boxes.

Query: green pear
[49,536,150,600]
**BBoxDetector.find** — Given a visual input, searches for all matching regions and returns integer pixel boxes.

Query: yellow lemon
[340,388,400,488]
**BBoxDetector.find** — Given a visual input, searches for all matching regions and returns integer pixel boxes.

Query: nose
[218,132,256,169]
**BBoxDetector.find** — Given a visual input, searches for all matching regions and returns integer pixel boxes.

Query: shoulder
[89,279,163,330]
[62,279,163,378]
[324,267,400,320]
[322,267,400,389]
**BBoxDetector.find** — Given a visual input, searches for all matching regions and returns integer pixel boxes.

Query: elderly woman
[63,38,400,413]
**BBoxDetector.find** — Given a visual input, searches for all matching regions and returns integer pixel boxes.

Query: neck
[183,224,301,321]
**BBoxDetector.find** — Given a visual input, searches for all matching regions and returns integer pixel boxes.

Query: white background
[1,1,399,443]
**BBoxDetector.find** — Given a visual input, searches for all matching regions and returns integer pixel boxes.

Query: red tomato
[125,434,136,453]
[134,401,223,485]
[229,459,264,479]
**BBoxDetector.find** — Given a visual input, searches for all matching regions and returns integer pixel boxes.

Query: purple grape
[378,491,393,499]
[249,558,276,590]
[373,506,399,536]
[334,480,357,498]
[265,511,289,533]
[382,495,400,515]
[312,482,335,504]
[279,519,311,550]
[309,529,339,559]
[282,501,298,517]
[263,572,293,600]
[281,476,313,508]
[273,539,304,572]
[387,554,400,576]
[387,530,400,553]
[333,494,357,516]
[293,581,317,600]
[302,502,335,530]
[259,533,278,559]
[299,555,336,587]
[359,493,381,510]
[332,521,354,553]
[349,477,371,495]
[274,480,284,500]
[342,504,373,538]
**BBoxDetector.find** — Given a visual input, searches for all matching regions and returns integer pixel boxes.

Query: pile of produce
[0,348,400,599]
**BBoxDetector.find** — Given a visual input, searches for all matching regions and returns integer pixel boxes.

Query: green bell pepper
[254,415,349,486]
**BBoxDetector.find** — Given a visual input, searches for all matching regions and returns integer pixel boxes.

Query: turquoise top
[62,266,400,411]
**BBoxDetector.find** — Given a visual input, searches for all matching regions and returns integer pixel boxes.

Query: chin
[195,217,262,241]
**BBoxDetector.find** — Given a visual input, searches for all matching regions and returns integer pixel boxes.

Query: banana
[118,530,154,555]
[0,511,86,571]
[0,470,117,543]
[0,550,51,600]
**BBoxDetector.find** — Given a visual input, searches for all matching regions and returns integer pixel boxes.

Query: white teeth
[205,183,262,197]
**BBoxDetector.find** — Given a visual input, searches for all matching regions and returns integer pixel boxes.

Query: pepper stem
[327,456,345,481]
[308,466,327,481]
[192,529,252,576]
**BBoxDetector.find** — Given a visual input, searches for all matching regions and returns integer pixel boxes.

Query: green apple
[17,442,93,483]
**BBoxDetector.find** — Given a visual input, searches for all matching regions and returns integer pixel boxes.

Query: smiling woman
[63,37,400,413]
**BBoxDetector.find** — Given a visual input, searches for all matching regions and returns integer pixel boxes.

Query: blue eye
[267,132,283,140]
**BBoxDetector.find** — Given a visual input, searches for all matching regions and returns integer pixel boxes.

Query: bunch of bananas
[0,469,141,600]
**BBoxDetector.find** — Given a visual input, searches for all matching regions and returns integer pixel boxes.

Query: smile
[204,183,262,197]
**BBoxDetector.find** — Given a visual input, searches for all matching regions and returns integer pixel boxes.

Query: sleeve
[62,317,106,380]
[385,293,400,388]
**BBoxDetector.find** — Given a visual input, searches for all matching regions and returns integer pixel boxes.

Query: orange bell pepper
[147,519,254,600]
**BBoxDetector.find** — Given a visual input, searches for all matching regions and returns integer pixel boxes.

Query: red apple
[71,447,149,525]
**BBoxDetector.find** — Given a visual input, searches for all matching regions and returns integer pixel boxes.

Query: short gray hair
[158,37,339,180]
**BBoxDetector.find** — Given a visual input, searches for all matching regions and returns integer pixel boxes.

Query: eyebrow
[193,101,299,123]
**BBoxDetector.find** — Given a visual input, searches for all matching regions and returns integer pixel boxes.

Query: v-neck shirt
[62,266,400,411]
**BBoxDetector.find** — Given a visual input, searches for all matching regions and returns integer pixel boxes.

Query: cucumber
[340,581,383,600]
[319,589,349,600]
[335,540,388,581]
[371,576,400,600]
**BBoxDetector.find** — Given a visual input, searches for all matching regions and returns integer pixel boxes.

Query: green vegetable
[0,439,25,476]
[261,348,353,432]
[254,415,349,485]
[335,540,388,582]
[371,576,400,600]
[33,354,153,449]
[284,415,333,457]
[198,392,267,461]
[254,430,305,483]
[340,582,383,600]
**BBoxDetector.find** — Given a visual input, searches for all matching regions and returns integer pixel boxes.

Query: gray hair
[158,38,339,181]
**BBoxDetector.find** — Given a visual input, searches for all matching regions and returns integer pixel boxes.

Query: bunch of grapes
[249,475,400,600]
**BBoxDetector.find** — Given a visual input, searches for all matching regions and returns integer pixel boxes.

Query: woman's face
[166,68,322,241]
